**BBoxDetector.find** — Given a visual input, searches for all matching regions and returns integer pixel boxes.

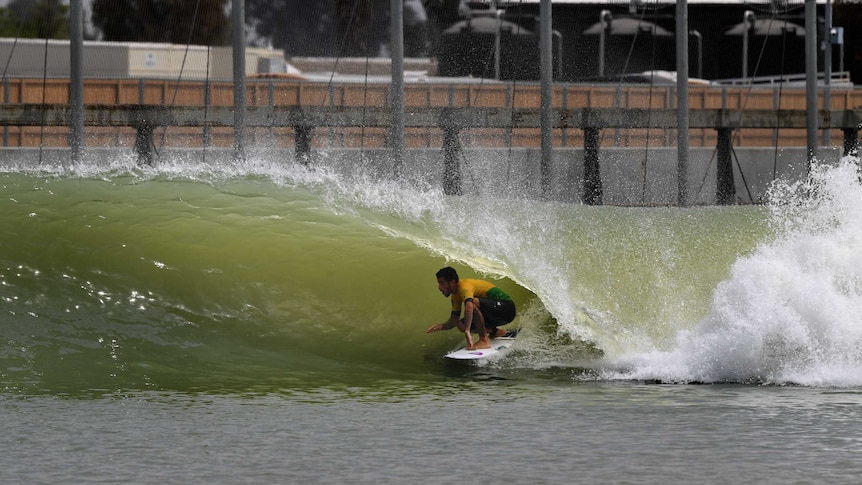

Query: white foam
[618,157,862,386]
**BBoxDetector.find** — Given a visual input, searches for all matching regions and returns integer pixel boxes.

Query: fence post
[3,77,8,146]
[135,122,154,166]
[442,123,462,196]
[203,79,211,148]
[583,126,602,205]
[844,128,859,156]
[295,125,313,166]
[716,128,736,204]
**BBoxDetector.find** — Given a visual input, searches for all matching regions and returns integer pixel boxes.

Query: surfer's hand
[426,324,441,333]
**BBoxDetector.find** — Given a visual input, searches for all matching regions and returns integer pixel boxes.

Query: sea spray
[618,157,862,386]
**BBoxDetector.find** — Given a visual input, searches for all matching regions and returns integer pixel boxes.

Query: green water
[0,162,771,395]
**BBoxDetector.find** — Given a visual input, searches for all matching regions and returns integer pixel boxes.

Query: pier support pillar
[583,127,603,205]
[134,123,154,166]
[843,128,859,156]
[295,126,313,166]
[716,128,736,205]
[442,124,462,196]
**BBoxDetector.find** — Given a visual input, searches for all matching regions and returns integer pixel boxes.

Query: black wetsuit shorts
[477,297,516,331]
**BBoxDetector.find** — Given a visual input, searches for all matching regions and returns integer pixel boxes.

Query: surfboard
[444,336,516,361]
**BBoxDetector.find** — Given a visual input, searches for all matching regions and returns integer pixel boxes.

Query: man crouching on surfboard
[426,267,516,350]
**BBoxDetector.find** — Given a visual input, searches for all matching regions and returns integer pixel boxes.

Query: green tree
[0,0,68,39]
[92,0,230,45]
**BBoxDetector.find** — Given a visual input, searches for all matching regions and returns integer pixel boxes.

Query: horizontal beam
[0,104,859,130]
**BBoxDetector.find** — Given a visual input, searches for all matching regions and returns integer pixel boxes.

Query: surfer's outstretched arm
[426,312,460,333]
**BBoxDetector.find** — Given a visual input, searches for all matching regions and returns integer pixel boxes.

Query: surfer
[426,266,516,350]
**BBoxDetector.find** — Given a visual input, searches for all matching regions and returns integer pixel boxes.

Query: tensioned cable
[39,37,48,164]
[202,45,211,164]
[731,144,755,202]
[695,7,792,203]
[359,48,372,154]
[463,1,511,195]
[597,5,649,150]
[157,0,204,159]
[577,0,662,203]
[322,0,370,160]
[0,4,29,84]
[728,9,792,202]
[453,4,504,196]
[460,0,527,196]
[588,1,655,203]
[0,4,30,151]
[503,0,528,195]
[639,2,664,204]
[359,6,372,155]
[325,0,362,102]
[771,5,791,181]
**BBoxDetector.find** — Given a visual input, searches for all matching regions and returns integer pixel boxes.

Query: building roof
[486,1,823,5]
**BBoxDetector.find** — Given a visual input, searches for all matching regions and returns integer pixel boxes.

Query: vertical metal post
[3,77,9,146]
[203,79,211,147]
[390,0,405,178]
[441,83,462,193]
[232,0,246,163]
[805,0,817,167]
[539,0,553,198]
[839,31,845,72]
[560,85,567,147]
[295,126,312,166]
[742,11,754,80]
[494,9,502,80]
[598,10,611,77]
[583,127,602,205]
[843,128,859,156]
[505,83,513,147]
[442,123,462,196]
[328,83,336,145]
[822,0,832,146]
[676,0,689,206]
[691,29,702,79]
[69,0,84,164]
[716,128,735,205]
[135,122,154,166]
[772,87,780,148]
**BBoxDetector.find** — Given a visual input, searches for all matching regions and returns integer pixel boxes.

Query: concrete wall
[0,77,857,151]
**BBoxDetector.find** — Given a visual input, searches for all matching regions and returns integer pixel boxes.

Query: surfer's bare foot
[491,328,508,338]
[474,337,492,349]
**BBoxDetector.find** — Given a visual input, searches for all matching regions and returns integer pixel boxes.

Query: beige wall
[0,38,287,80]
[0,77,858,150]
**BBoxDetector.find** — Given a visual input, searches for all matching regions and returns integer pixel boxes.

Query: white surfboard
[444,336,516,361]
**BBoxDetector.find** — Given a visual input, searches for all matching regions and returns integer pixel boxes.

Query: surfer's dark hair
[436,267,458,282]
